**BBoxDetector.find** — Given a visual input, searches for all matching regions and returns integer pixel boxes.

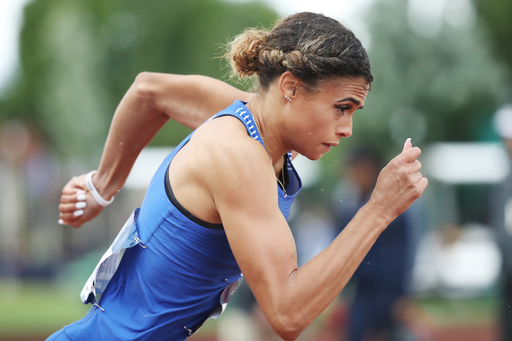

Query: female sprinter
[52,12,427,341]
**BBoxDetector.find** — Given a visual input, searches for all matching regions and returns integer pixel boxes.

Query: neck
[248,94,288,168]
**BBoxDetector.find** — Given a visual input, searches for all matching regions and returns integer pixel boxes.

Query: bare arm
[208,138,427,340]
[59,72,251,227]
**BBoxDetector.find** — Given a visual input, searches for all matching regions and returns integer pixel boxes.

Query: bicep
[210,148,299,309]
[224,209,298,305]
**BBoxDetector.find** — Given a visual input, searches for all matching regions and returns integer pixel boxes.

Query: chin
[302,152,324,161]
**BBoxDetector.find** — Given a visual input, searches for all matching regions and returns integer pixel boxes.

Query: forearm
[59,73,249,226]
[92,75,170,199]
[93,72,250,198]
[266,203,389,339]
[223,141,426,340]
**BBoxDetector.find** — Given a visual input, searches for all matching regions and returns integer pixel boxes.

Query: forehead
[312,77,369,102]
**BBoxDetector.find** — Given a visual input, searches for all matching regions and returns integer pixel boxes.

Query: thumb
[403,138,412,152]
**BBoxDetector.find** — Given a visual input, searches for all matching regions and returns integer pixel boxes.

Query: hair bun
[226,29,269,78]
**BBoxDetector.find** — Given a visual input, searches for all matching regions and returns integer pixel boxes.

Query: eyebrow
[336,97,364,109]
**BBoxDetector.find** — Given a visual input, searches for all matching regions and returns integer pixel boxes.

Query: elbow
[267,312,307,341]
[132,72,160,99]
[131,72,177,116]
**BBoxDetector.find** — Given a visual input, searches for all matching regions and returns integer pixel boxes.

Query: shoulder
[193,116,267,165]
[192,116,274,188]
[189,118,282,228]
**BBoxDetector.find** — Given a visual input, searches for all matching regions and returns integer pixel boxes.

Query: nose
[336,116,353,138]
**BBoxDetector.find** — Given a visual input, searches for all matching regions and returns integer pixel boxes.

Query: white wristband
[85,171,115,207]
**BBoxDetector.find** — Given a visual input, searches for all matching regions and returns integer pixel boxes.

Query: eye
[335,105,351,115]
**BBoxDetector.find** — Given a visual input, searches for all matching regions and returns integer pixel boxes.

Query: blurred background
[1,0,511,340]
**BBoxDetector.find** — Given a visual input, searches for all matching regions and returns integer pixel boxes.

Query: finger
[418,176,428,191]
[60,210,84,222]
[59,202,87,213]
[58,218,82,228]
[59,209,84,219]
[58,218,77,226]
[410,171,423,183]
[401,146,422,164]
[403,138,412,151]
[409,160,422,173]
[62,185,86,195]
[59,213,77,223]
[60,192,87,204]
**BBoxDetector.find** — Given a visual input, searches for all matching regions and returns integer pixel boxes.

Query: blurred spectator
[490,105,512,341]
[331,146,418,341]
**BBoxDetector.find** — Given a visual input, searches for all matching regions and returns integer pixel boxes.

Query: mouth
[322,143,333,152]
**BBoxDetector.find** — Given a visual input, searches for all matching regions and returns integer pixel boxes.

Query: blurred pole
[0,120,30,296]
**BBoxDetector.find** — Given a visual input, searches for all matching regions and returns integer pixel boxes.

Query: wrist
[94,169,122,198]
[360,201,394,229]
[86,171,115,206]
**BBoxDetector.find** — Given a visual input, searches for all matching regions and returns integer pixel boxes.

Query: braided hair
[225,12,373,91]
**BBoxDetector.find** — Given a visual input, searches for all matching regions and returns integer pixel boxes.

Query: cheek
[291,110,314,133]
[290,103,331,138]
[298,121,324,139]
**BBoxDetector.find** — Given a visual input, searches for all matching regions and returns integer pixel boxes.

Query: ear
[278,71,301,100]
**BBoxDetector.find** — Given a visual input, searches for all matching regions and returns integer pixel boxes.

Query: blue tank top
[63,100,302,341]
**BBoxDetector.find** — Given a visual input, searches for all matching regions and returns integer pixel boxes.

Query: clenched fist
[58,174,106,228]
[369,138,428,223]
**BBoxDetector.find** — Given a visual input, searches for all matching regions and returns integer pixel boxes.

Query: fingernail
[76,189,86,194]
[404,138,411,149]
[77,194,87,201]
[58,219,64,225]
[74,210,84,217]
[75,202,87,209]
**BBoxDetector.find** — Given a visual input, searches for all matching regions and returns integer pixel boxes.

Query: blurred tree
[474,0,512,85]
[321,0,507,186]
[346,0,506,155]
[0,0,277,158]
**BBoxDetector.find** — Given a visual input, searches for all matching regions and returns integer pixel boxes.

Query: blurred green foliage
[353,0,505,151]
[475,0,512,82]
[0,0,277,157]
[322,0,508,185]
[0,0,510,167]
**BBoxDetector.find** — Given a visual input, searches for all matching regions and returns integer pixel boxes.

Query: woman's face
[285,77,369,160]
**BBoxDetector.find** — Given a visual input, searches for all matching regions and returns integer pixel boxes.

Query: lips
[322,143,332,152]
